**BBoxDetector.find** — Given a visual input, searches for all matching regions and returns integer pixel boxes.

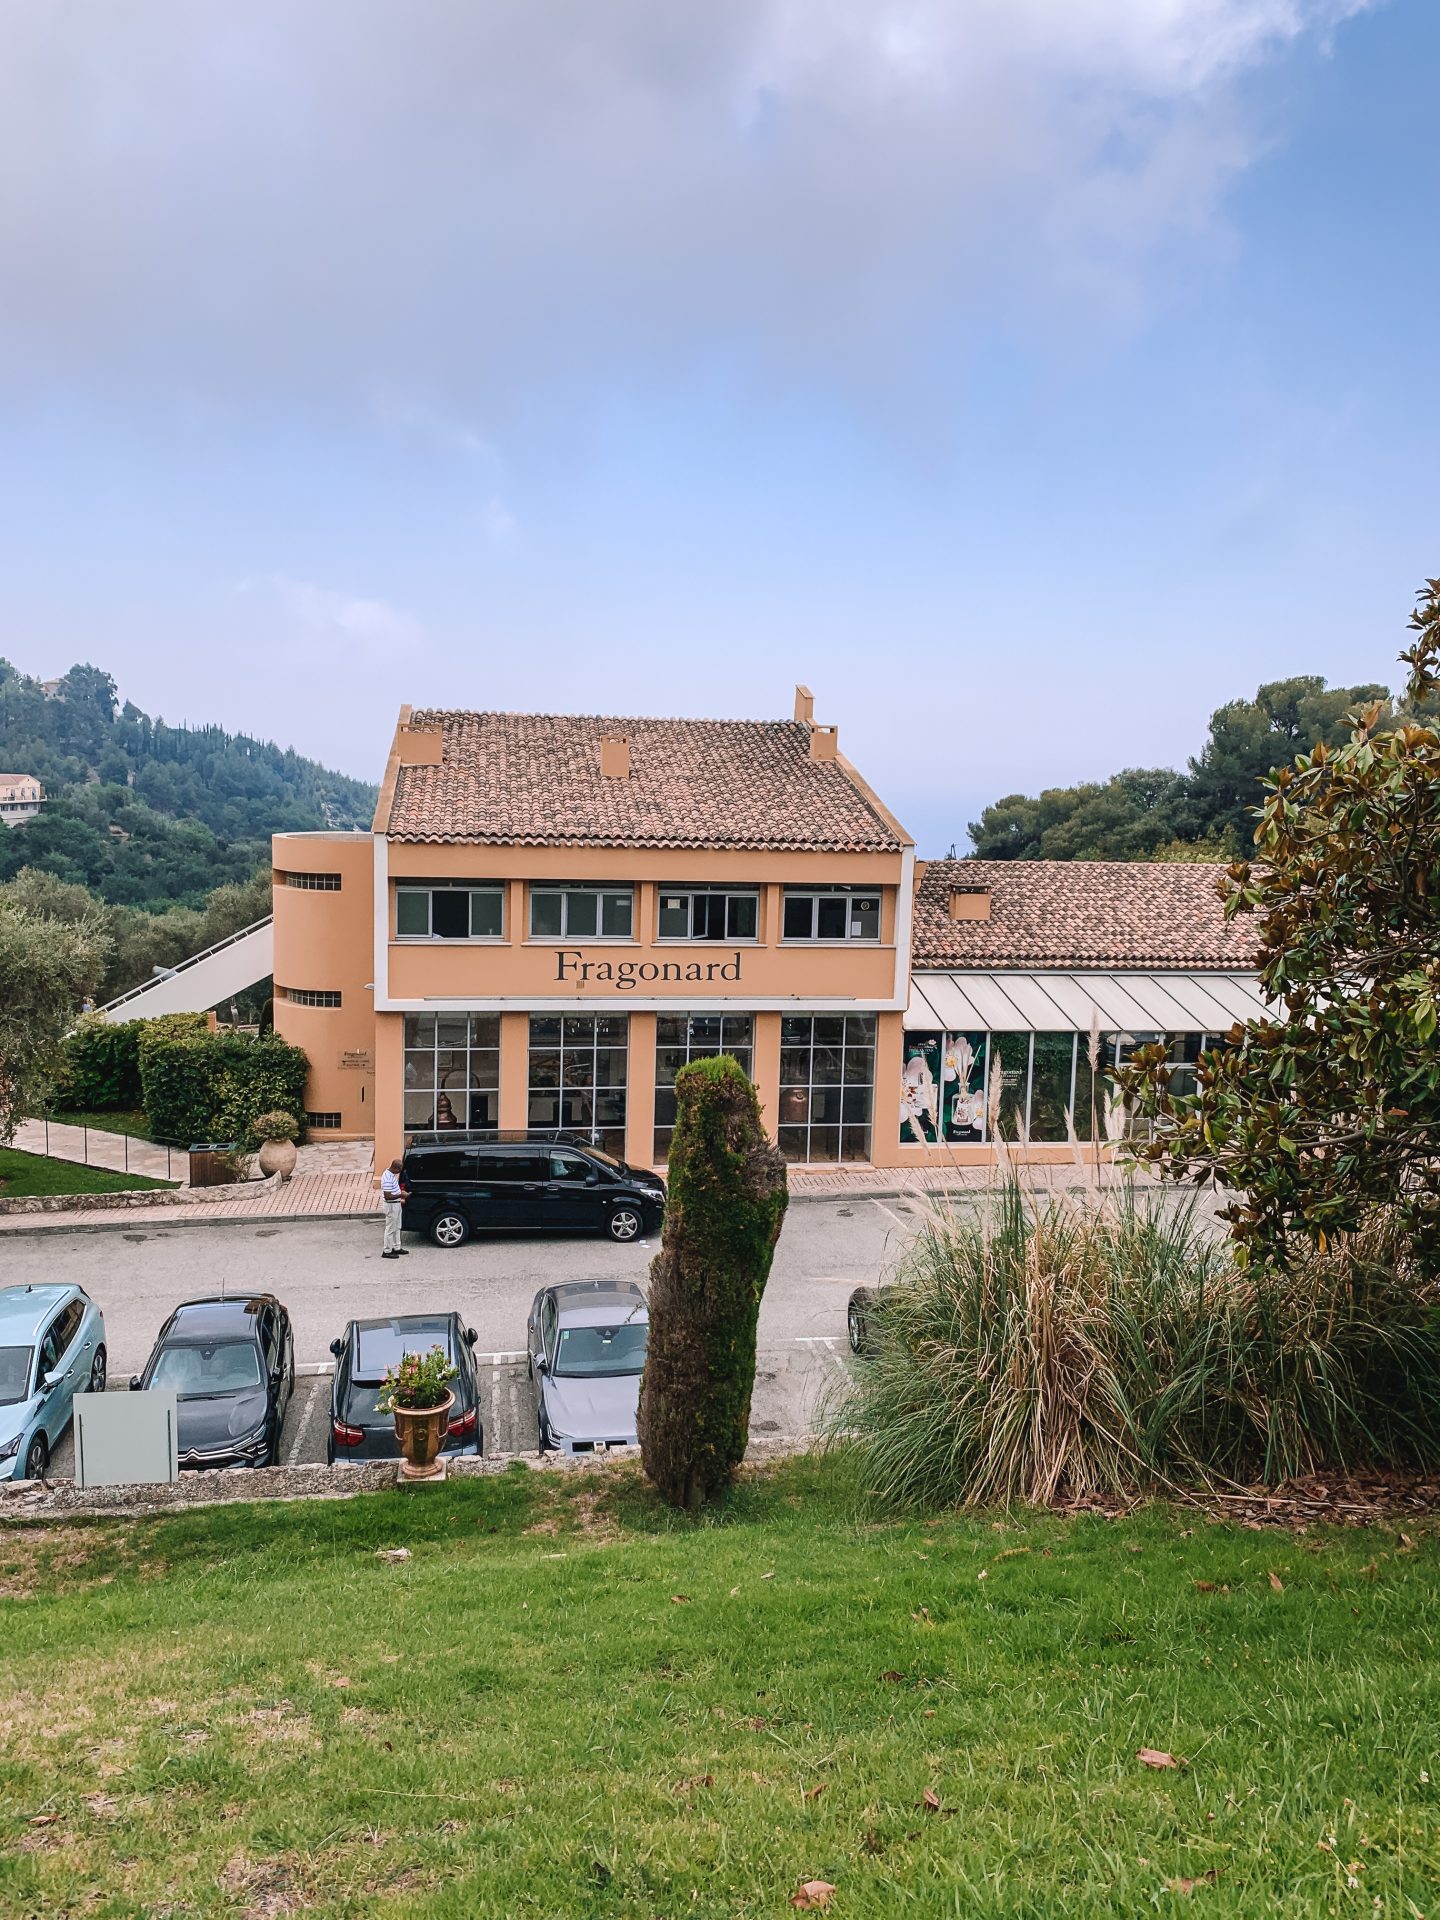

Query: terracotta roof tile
[911,860,1258,971]
[386,710,906,852]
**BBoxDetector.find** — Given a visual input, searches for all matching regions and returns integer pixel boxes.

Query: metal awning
[905,970,1270,1035]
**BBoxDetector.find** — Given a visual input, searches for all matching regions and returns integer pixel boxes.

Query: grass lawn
[0,1147,175,1198]
[44,1109,155,1142]
[2,1460,1437,1918]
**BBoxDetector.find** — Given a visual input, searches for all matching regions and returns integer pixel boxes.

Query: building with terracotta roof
[271,692,1266,1172]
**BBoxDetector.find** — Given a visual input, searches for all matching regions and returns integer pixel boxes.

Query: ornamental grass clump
[832,1182,1440,1509]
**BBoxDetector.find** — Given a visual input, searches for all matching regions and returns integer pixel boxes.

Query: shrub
[139,1029,309,1146]
[378,1346,458,1413]
[832,1181,1440,1508]
[251,1110,298,1143]
[57,1015,146,1111]
[637,1054,788,1511]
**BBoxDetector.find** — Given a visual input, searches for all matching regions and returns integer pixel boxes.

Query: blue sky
[0,1,1435,855]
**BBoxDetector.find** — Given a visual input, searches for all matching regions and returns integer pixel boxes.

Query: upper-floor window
[781,887,882,942]
[281,871,341,891]
[396,883,504,940]
[657,888,759,941]
[529,886,633,940]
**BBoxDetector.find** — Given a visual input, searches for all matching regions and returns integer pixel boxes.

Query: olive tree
[0,899,110,1144]
[637,1055,788,1511]
[1122,579,1440,1273]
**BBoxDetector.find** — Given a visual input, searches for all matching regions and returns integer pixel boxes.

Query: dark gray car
[526,1279,648,1453]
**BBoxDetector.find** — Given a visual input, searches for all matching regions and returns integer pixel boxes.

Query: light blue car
[0,1284,108,1483]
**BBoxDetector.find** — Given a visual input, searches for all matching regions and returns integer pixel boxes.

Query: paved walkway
[10,1120,375,1190]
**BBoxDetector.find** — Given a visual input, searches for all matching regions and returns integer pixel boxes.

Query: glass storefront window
[778,1014,875,1163]
[527,1014,628,1157]
[403,1013,500,1135]
[1029,1033,1077,1143]
[901,1031,990,1144]
[653,1013,755,1160]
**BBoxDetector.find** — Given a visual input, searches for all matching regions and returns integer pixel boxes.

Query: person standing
[381,1158,410,1259]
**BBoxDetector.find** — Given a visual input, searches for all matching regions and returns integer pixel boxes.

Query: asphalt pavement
[12,1195,922,1474]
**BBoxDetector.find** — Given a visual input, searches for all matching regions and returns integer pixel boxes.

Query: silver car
[526,1279,648,1453]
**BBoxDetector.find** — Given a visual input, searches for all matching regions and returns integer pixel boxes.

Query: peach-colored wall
[271,834,377,1138]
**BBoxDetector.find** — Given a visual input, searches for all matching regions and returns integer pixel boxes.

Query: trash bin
[188,1143,239,1188]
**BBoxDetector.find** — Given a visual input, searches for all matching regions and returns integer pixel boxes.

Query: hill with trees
[0,660,375,909]
[967,670,1436,860]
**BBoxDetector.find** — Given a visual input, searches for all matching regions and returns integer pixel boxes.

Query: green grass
[2,1461,1438,1917]
[0,1147,175,1197]
[45,1108,155,1141]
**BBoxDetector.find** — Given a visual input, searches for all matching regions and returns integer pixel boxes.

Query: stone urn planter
[257,1137,298,1183]
[392,1392,454,1481]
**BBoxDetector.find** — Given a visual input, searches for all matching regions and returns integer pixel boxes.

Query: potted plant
[378,1345,458,1481]
[252,1110,300,1183]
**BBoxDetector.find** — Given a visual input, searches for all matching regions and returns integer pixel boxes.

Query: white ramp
[97,916,275,1021]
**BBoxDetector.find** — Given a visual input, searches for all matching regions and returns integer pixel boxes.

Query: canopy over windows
[906,971,1270,1036]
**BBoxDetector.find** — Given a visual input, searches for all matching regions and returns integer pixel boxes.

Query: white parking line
[477,1351,527,1365]
[287,1377,325,1466]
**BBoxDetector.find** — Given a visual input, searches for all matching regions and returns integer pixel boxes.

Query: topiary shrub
[251,1110,298,1144]
[637,1054,788,1511]
[139,1029,309,1146]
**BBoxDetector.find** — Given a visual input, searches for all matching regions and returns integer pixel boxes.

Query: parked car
[527,1279,648,1453]
[327,1312,482,1462]
[130,1294,294,1470]
[0,1284,107,1482]
[846,1284,885,1356]
[401,1137,666,1249]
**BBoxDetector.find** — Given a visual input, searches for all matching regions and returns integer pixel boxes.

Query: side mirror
[128,1375,142,1391]
[534,1354,549,1374]
[41,1370,61,1394]
[329,1338,343,1357]
[585,1172,600,1186]
[463,1327,478,1346]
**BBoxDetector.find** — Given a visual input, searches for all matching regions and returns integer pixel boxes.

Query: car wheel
[847,1289,874,1356]
[608,1206,642,1243]
[537,1408,551,1453]
[24,1433,48,1482]
[89,1345,107,1394]
[431,1211,470,1249]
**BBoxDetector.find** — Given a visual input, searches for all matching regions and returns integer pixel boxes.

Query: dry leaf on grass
[804,1782,827,1801]
[1268,1572,1285,1593]
[1165,1870,1218,1893]
[376,1548,411,1563]
[671,1594,691,1606]
[28,1813,60,1827]
[1138,1748,1182,1770]
[790,1880,836,1910]
[920,1788,942,1812]
[879,1670,905,1684]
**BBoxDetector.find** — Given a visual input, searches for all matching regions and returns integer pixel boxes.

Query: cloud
[234,574,421,653]
[0,1,1370,419]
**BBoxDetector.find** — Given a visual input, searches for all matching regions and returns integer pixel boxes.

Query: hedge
[138,1029,310,1147]
[58,1011,207,1113]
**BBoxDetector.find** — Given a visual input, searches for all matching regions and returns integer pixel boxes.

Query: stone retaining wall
[0,1186,195,1218]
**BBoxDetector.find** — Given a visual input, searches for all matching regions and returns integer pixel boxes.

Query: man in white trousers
[380,1158,410,1259]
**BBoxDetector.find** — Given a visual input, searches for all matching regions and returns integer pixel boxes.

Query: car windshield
[554,1322,648,1378]
[0,1346,33,1406]
[353,1320,453,1383]
[151,1341,262,1396]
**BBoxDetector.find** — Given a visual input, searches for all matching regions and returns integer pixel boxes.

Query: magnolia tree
[1122,579,1440,1274]
[637,1055,788,1511]
[0,900,110,1144]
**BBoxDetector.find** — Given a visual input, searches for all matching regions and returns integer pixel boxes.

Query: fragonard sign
[556,949,742,992]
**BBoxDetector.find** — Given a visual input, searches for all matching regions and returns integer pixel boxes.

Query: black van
[400,1139,666,1248]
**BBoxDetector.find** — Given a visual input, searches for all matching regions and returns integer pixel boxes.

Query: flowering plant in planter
[378,1345,458,1414]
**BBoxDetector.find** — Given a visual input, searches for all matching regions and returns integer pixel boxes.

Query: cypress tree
[637,1054,789,1511]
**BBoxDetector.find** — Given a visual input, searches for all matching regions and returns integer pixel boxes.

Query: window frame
[527,885,636,942]
[393,883,506,943]
[779,886,883,944]
[654,888,761,943]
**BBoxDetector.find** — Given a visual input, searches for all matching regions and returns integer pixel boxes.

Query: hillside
[0,661,376,911]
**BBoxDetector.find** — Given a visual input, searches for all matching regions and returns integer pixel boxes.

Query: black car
[400,1138,666,1249]
[130,1294,294,1470]
[846,1285,885,1356]
[327,1312,482,1462]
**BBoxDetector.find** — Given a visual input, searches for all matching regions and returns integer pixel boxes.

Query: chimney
[808,723,838,763]
[948,886,991,921]
[794,684,815,725]
[600,734,631,779]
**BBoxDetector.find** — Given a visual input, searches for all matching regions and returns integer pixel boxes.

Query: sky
[0,0,1436,856]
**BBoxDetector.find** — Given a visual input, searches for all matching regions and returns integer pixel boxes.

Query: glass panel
[811,1086,845,1124]
[721,1016,754,1048]
[777,1126,808,1162]
[777,1085,809,1125]
[727,1049,754,1077]
[654,1088,678,1128]
[1029,1033,1076,1143]
[901,1033,942,1145]
[840,1126,870,1163]
[940,1033,986,1143]
[404,1092,436,1127]
[841,1086,872,1123]
[563,1017,598,1045]
[566,891,598,937]
[528,1050,560,1090]
[404,1051,435,1090]
[782,896,813,940]
[467,1091,499,1131]
[468,1053,499,1089]
[989,1035,1030,1140]
[814,1016,846,1045]
[656,1016,687,1046]
[850,896,880,939]
[656,1048,690,1084]
[563,1052,596,1087]
[811,1047,843,1085]
[529,1015,562,1047]
[688,1016,724,1046]
[530,892,562,938]
[470,890,503,938]
[653,1127,675,1161]
[528,1092,561,1129]
[1071,1034,1116,1144]
[593,1049,627,1087]
[780,1015,813,1046]
[403,1013,436,1047]
[593,1090,627,1128]
[779,1049,811,1087]
[434,1049,468,1085]
[816,896,848,939]
[432,1090,464,1130]
[727,895,757,939]
[842,1046,873,1085]
[845,1016,877,1046]
[595,1016,629,1043]
[560,1091,595,1129]
[396,890,429,937]
[468,1015,500,1049]
[430,890,469,939]
[809,1126,841,1162]
[658,896,689,938]
[602,892,633,938]
[436,1016,469,1047]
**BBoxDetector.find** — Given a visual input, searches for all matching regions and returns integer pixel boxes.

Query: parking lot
[18,1195,921,1472]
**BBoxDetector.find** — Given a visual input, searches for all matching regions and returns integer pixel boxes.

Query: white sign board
[74,1391,180,1488]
